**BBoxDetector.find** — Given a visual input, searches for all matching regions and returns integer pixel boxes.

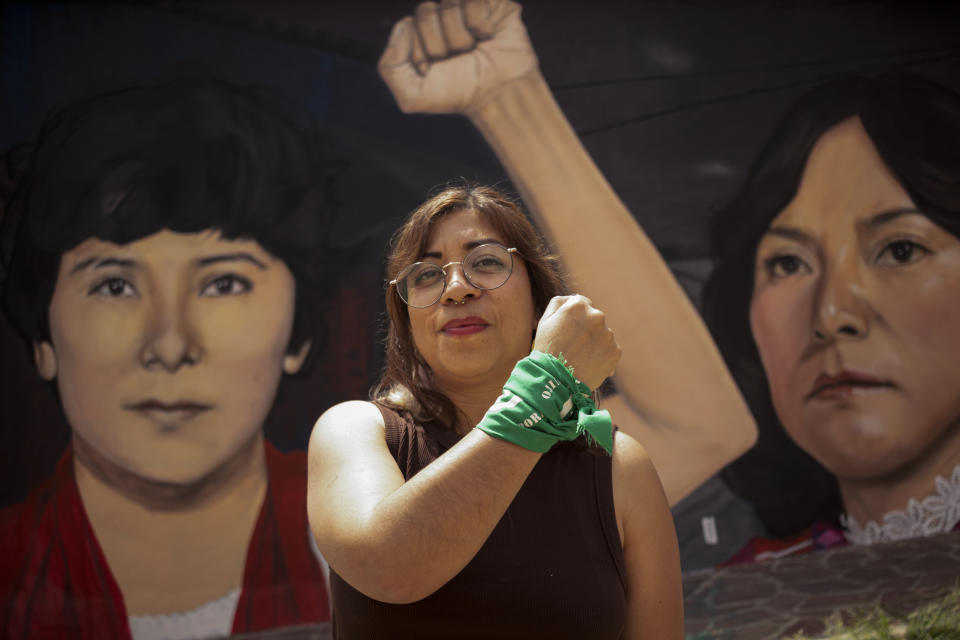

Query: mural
[1,0,958,638]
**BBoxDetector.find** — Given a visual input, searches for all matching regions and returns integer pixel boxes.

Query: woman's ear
[283,340,312,375]
[33,341,58,380]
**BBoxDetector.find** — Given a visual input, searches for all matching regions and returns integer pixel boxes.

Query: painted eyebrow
[69,256,136,274]
[762,208,925,245]
[68,252,268,275]
[864,207,923,229]
[421,238,501,259]
[761,226,814,245]
[197,253,268,270]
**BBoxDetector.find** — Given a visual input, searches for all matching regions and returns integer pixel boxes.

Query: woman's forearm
[309,407,542,605]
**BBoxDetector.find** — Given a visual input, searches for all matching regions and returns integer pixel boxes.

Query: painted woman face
[36,229,309,486]
[749,117,960,482]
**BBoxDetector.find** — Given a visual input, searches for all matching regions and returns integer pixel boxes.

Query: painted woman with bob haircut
[0,80,336,638]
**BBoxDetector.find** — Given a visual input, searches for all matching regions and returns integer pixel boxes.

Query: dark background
[2,0,959,506]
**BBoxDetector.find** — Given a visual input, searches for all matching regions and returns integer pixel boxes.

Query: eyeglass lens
[396,243,514,308]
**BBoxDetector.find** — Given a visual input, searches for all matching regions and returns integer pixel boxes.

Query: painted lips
[126,400,212,422]
[442,316,489,337]
[807,371,894,401]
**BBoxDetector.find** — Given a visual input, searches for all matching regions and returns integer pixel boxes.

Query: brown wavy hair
[373,182,569,430]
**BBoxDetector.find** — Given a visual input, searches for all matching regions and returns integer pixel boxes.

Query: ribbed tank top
[330,402,627,639]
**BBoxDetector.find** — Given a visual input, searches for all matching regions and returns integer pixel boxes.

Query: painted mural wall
[1,1,958,638]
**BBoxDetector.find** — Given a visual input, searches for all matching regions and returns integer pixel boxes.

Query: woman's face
[407,210,538,391]
[749,117,960,481]
[36,229,308,486]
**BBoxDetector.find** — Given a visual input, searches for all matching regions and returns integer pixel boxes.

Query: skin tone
[35,228,309,614]
[378,0,756,505]
[308,211,683,638]
[750,117,960,527]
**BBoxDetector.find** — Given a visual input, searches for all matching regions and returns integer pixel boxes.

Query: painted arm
[379,0,756,504]
[307,295,620,603]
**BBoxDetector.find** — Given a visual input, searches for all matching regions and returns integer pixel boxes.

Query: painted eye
[200,274,251,297]
[876,239,929,266]
[89,277,137,298]
[763,254,810,279]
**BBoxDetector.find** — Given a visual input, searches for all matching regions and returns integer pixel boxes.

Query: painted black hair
[1,79,344,373]
[702,71,960,536]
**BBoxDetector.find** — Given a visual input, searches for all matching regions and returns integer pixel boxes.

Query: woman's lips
[126,400,213,422]
[442,316,489,337]
[807,371,894,401]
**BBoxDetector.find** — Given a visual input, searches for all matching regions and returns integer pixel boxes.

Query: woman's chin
[77,435,267,507]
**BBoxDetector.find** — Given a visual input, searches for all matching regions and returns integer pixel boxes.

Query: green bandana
[476,351,613,454]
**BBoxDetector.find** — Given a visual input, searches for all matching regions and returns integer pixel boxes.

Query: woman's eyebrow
[197,253,268,270]
[465,238,499,250]
[69,256,135,274]
[420,238,500,260]
[864,207,923,229]
[762,225,814,245]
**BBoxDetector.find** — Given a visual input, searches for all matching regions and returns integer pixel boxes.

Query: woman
[307,184,683,638]
[376,0,761,568]
[376,0,757,508]
[702,72,960,559]
[0,80,335,638]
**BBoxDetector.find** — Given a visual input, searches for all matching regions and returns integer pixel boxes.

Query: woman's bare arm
[308,400,541,604]
[612,430,684,639]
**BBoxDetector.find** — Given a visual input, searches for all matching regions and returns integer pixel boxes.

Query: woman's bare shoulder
[310,400,386,451]
[611,430,669,523]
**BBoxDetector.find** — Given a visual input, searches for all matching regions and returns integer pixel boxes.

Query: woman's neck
[436,378,506,435]
[838,421,960,531]
[73,431,268,615]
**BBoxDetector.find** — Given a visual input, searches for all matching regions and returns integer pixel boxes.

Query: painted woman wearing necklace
[704,72,960,560]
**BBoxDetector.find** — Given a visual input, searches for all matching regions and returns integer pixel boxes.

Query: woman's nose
[442,263,478,305]
[139,294,202,371]
[811,262,870,343]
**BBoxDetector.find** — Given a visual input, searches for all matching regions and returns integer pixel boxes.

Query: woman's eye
[413,267,443,287]
[471,256,505,272]
[763,254,809,279]
[200,274,251,297]
[876,239,929,266]
[89,277,137,298]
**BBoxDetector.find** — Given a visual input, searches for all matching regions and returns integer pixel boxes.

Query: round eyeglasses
[390,243,518,308]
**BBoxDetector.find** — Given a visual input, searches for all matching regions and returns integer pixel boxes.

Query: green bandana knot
[476,351,613,454]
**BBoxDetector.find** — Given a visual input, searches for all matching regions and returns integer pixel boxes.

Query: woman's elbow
[323,542,445,604]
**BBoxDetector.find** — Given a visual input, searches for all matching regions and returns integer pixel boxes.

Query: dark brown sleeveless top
[330,402,627,639]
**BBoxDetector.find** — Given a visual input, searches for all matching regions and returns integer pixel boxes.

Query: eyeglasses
[390,243,518,308]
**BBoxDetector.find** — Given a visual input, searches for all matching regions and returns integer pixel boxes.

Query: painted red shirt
[722,519,960,566]
[0,442,329,639]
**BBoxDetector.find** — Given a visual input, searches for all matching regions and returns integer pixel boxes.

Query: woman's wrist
[476,351,613,454]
